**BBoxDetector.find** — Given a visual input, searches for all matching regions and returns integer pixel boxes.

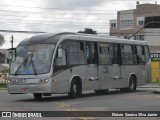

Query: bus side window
[68,41,85,65]
[99,43,111,64]
[111,44,121,65]
[54,41,67,66]
[137,46,145,64]
[86,42,98,64]
[144,46,150,63]
[132,45,138,64]
[121,44,134,64]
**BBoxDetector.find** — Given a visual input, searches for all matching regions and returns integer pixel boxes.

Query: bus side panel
[51,70,70,93]
[122,65,145,86]
[106,65,128,89]
[51,65,88,93]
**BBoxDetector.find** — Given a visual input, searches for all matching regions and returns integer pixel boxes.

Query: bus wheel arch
[68,76,82,99]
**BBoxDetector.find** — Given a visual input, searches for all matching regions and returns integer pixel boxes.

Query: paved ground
[0,87,160,120]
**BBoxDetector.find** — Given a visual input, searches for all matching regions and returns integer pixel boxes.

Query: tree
[78,28,97,35]
[0,34,5,46]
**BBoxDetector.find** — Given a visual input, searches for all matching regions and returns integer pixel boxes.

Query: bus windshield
[9,44,55,75]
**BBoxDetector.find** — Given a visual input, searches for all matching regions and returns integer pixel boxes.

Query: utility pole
[11,35,13,48]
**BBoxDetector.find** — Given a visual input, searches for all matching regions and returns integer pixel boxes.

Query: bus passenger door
[98,43,111,89]
[110,44,122,88]
[86,42,100,90]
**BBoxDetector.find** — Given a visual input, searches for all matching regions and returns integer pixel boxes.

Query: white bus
[7,32,151,100]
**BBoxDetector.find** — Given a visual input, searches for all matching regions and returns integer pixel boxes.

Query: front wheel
[33,93,42,100]
[68,80,81,99]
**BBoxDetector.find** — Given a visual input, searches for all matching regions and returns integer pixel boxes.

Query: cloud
[1,0,160,48]
[41,0,106,9]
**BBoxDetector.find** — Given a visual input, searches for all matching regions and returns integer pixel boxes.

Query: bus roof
[18,32,75,46]
[18,32,148,46]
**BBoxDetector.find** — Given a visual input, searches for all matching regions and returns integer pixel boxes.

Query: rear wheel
[128,77,136,92]
[120,77,136,92]
[33,93,42,100]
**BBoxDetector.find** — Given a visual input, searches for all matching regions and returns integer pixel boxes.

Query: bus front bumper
[8,84,51,94]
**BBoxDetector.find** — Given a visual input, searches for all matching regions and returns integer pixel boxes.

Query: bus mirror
[7,48,16,61]
[58,46,62,58]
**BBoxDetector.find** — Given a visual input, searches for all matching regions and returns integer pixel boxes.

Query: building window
[134,35,144,41]
[120,20,133,28]
[138,20,144,26]
[110,23,116,28]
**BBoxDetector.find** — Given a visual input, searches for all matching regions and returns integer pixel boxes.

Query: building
[0,49,9,73]
[110,2,160,52]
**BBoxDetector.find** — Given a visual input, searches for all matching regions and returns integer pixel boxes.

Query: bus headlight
[41,79,49,84]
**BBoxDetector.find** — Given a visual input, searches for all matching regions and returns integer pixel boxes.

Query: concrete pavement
[139,83,160,94]
[1,83,160,92]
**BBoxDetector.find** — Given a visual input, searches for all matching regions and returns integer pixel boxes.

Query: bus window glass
[132,45,138,64]
[86,42,98,64]
[111,44,121,64]
[145,46,150,63]
[55,41,67,66]
[137,46,145,64]
[68,41,85,65]
[122,45,134,64]
[99,43,111,64]
[10,44,55,75]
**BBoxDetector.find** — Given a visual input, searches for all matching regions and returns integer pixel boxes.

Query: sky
[0,0,159,48]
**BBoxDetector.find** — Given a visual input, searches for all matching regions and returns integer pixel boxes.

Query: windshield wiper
[15,57,28,76]
[15,54,37,76]
[30,55,37,76]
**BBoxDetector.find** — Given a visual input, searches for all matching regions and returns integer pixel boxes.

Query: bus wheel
[128,77,136,92]
[33,93,42,100]
[120,77,136,92]
[68,80,79,99]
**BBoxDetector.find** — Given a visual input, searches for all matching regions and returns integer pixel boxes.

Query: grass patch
[0,84,7,88]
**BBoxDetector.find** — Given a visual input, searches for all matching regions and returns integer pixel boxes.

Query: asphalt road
[0,88,160,120]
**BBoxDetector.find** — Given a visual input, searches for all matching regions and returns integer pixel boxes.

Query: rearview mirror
[7,48,16,62]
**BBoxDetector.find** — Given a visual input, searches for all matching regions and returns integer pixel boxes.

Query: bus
[7,32,151,100]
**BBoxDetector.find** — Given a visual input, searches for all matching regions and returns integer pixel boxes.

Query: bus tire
[128,76,136,92]
[33,93,42,100]
[120,76,136,92]
[68,80,80,99]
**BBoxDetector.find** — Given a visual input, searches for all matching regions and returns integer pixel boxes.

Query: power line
[0,2,155,11]
[1,29,160,36]
[0,6,160,16]
[0,30,45,34]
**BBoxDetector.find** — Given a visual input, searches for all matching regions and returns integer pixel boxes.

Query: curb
[138,86,160,88]
[0,88,7,90]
